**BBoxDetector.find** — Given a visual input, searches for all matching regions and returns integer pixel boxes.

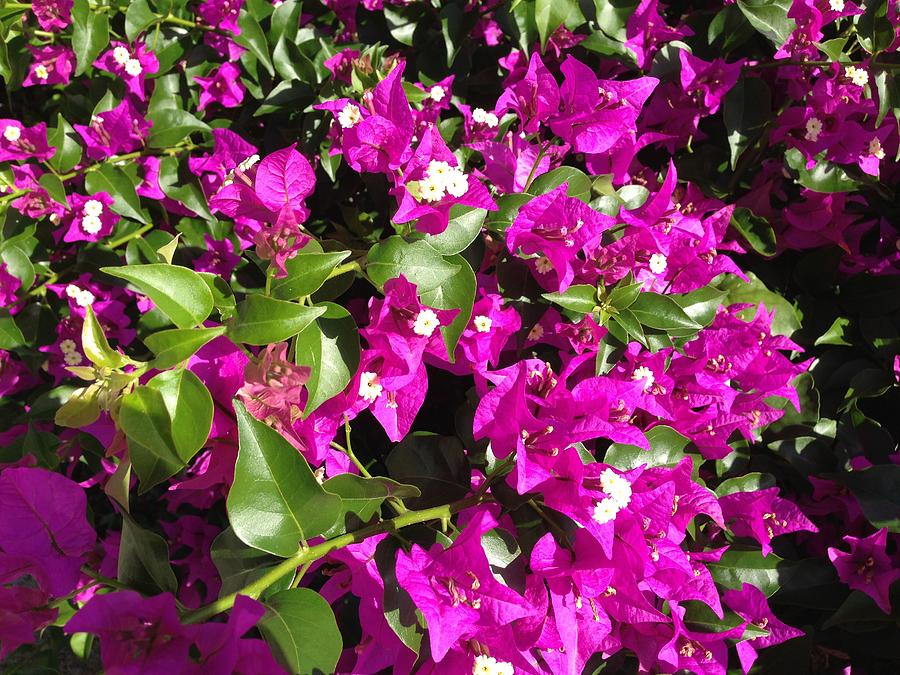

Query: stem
[107,223,153,249]
[289,561,312,589]
[182,493,489,624]
[80,565,132,591]
[326,261,361,280]
[4,2,31,10]
[523,142,548,192]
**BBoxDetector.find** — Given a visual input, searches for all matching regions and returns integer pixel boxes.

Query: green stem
[4,2,31,10]
[326,261,361,280]
[182,494,488,624]
[107,223,153,249]
[162,14,201,30]
[523,141,548,192]
[80,565,131,591]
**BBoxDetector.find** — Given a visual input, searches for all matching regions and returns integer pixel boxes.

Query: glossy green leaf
[322,474,421,534]
[723,77,772,169]
[270,249,352,301]
[145,326,228,369]
[211,527,287,598]
[125,0,157,42]
[386,433,470,509]
[736,0,795,46]
[228,402,342,556]
[259,588,342,675]
[0,313,24,350]
[294,302,359,414]
[730,206,776,256]
[85,164,148,224]
[81,305,129,369]
[422,205,488,255]
[419,253,476,358]
[236,10,275,76]
[707,549,784,596]
[72,0,110,76]
[228,295,326,345]
[542,284,598,313]
[535,0,582,48]
[629,292,702,332]
[117,511,178,595]
[528,166,592,202]
[829,465,900,533]
[148,108,211,148]
[47,115,83,174]
[605,426,687,470]
[367,237,460,293]
[102,264,214,329]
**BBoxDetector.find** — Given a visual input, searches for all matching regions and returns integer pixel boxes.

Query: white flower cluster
[592,468,633,525]
[359,371,383,402]
[409,160,469,203]
[59,338,83,366]
[473,655,514,675]
[113,45,143,77]
[413,308,440,337]
[81,199,105,235]
[3,125,21,142]
[338,102,362,128]
[845,65,869,87]
[472,107,499,128]
[65,284,95,308]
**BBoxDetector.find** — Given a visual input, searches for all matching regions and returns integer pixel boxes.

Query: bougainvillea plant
[0,0,899,672]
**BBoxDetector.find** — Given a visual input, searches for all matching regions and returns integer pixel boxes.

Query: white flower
[444,170,469,198]
[472,107,499,128]
[869,138,885,160]
[337,102,362,128]
[426,160,452,181]
[64,351,84,366]
[413,309,440,337]
[419,176,446,202]
[592,497,620,525]
[600,468,632,509]
[632,365,655,392]
[648,252,667,275]
[473,315,492,333]
[3,125,21,142]
[527,324,544,341]
[113,46,131,65]
[59,339,77,354]
[359,371,383,402]
[75,289,95,307]
[81,215,103,235]
[65,284,81,299]
[34,64,49,80]
[473,655,514,675]
[237,154,260,172]
[804,117,823,142]
[124,58,143,77]
[845,65,869,87]
[534,256,553,274]
[82,199,104,217]
[429,85,446,102]
[829,0,845,10]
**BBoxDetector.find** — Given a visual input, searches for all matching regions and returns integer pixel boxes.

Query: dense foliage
[0,0,899,673]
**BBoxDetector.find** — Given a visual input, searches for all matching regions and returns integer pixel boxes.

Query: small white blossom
[75,289,95,307]
[829,0,845,10]
[632,365,655,392]
[473,655,514,675]
[337,103,362,128]
[845,65,869,87]
[419,176,446,202]
[429,85,446,102]
[534,256,553,274]
[600,468,632,509]
[81,215,103,235]
[3,125,21,142]
[426,160,452,179]
[472,107,499,128]
[804,117,823,142]
[59,339,77,354]
[64,351,84,366]
[82,199,104,217]
[65,284,81,299]
[444,170,469,197]
[473,315,492,333]
[413,309,440,337]
[359,371,383,402]
[592,497,620,525]
[869,138,885,160]
[124,58,143,77]
[113,46,131,65]
[237,154,260,172]
[648,253,667,275]
[34,64,49,80]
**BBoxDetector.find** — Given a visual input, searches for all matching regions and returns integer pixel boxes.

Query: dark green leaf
[125,0,157,42]
[367,237,460,293]
[322,474,420,534]
[707,549,783,596]
[542,284,597,313]
[829,465,900,533]
[228,295,326,345]
[117,511,178,595]
[211,527,287,598]
[72,0,110,76]
[47,115,83,174]
[605,426,687,470]
[528,166,592,202]
[259,588,342,675]
[386,433,471,509]
[736,0,795,46]
[630,292,702,332]
[85,164,148,224]
[730,206,776,256]
[294,302,359,414]
[0,313,24,349]
[419,253,476,358]
[270,248,352,301]
[148,108,210,149]
[145,326,227,369]
[235,10,275,76]
[228,402,342,556]
[422,205,487,255]
[724,77,772,169]
[101,263,214,328]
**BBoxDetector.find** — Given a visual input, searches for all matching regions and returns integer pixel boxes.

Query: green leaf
[785,148,861,193]
[723,77,772,169]
[47,115,83,174]
[816,37,849,62]
[422,205,487,255]
[270,248,352,301]
[157,156,216,222]
[147,108,210,148]
[716,472,776,496]
[607,279,643,311]
[721,272,801,336]
[386,433,470,509]
[38,173,67,208]
[273,38,318,82]
[294,303,359,414]
[367,237,460,293]
[85,164,148,224]
[145,326,228,369]
[228,402,342,556]
[672,286,727,327]
[857,0,894,54]
[211,527,286,598]
[235,10,275,76]
[0,313,24,349]
[535,0,582,48]
[829,465,900,533]
[815,316,853,346]
[736,0,795,46]
[120,370,213,492]
[707,549,784,596]
[101,263,214,329]
[117,511,178,595]
[609,307,647,347]
[874,69,900,129]
[71,0,110,76]
[542,284,598,313]
[419,253,476,358]
[528,166,592,202]
[228,295,326,345]
[682,601,770,638]
[54,385,101,429]
[605,426,687,470]
[81,305,129,369]
[322,474,420,534]
[629,292,702,332]
[259,588,342,675]
[125,0,157,42]
[730,206,776,256]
